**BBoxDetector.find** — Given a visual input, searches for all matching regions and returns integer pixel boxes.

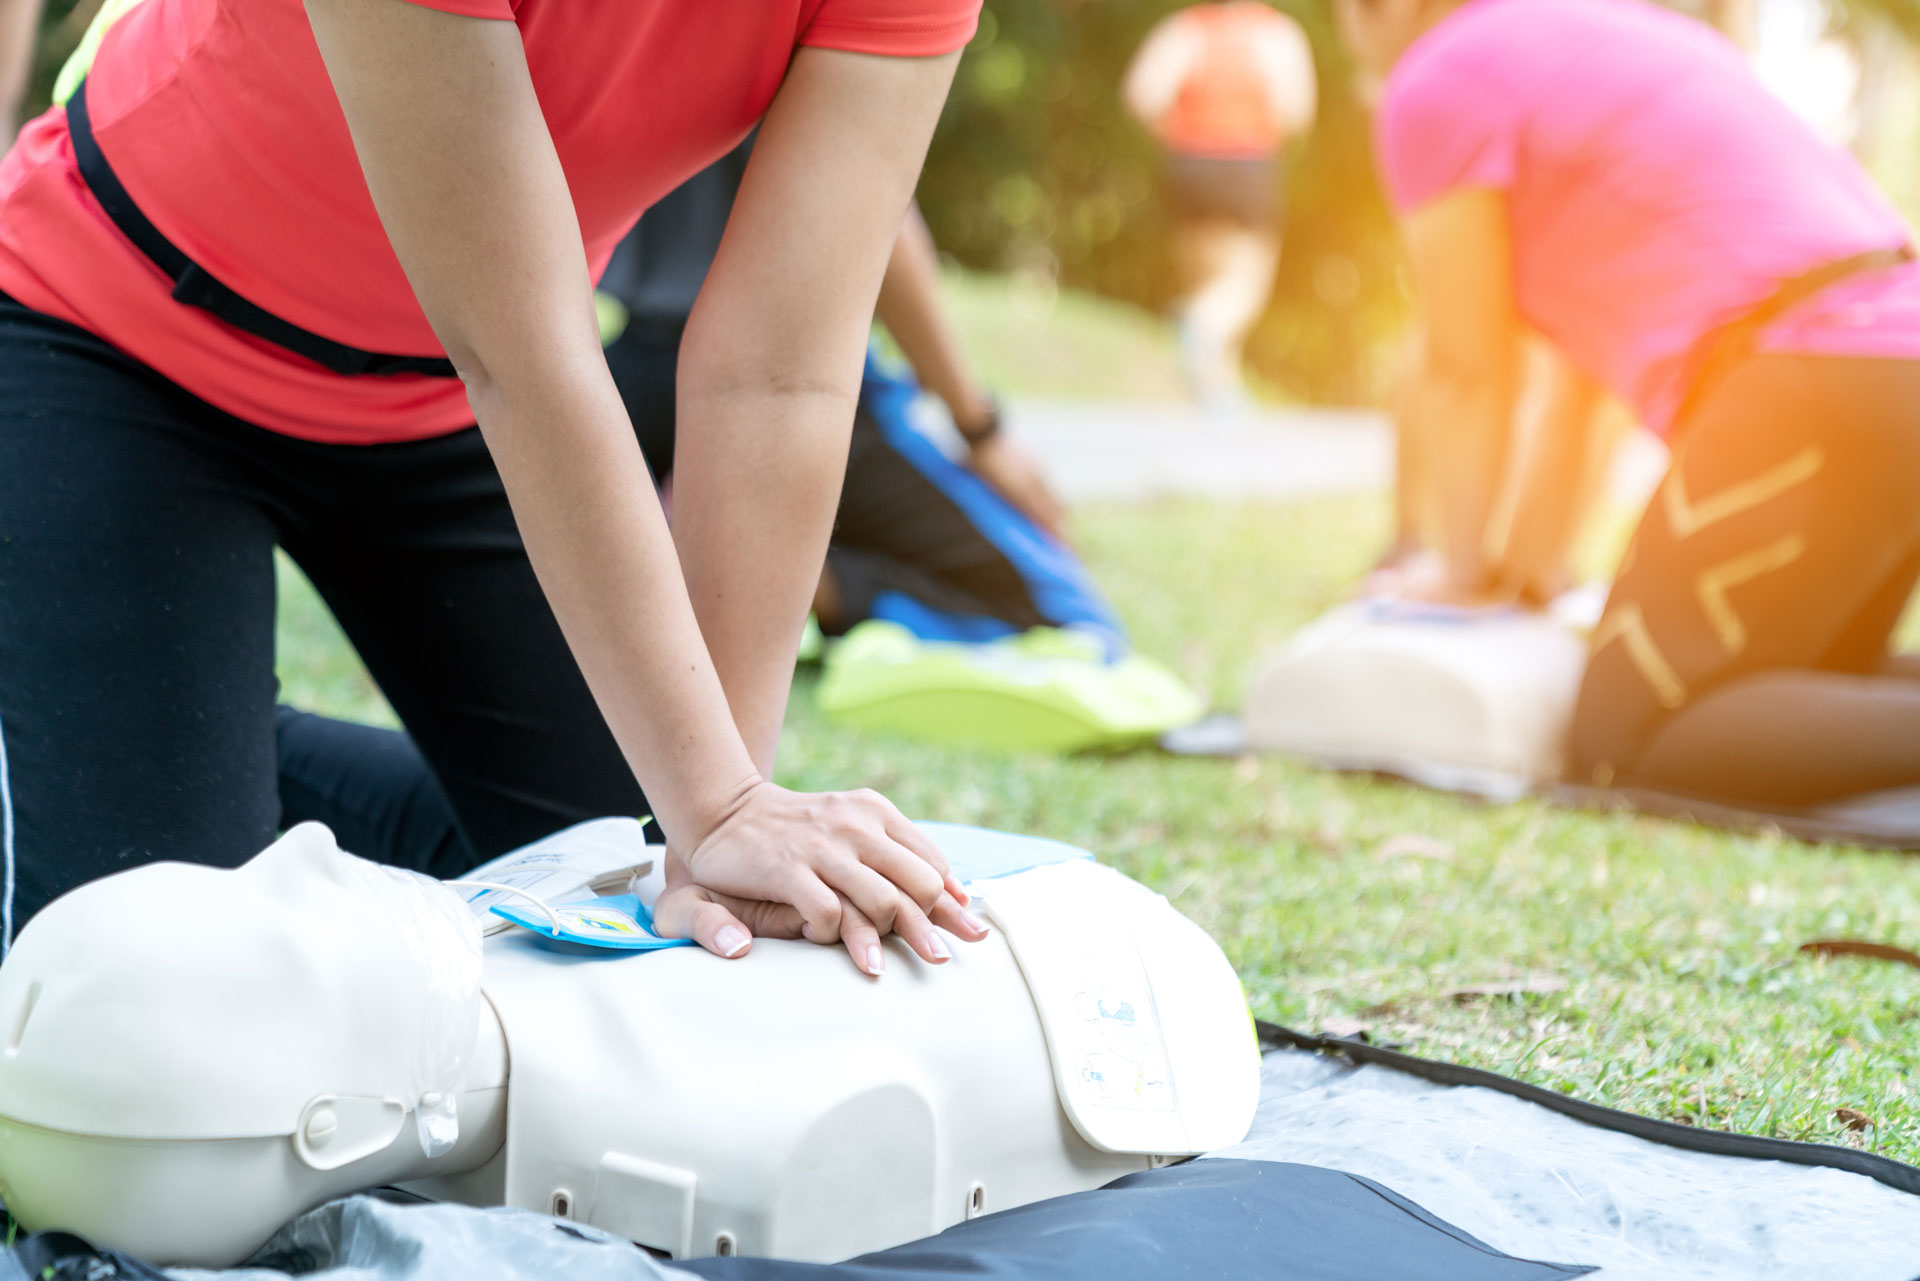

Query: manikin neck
[350,995,511,1186]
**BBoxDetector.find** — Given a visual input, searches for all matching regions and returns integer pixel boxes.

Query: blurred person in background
[600,136,1097,635]
[1123,2,1317,415]
[1341,0,1920,810]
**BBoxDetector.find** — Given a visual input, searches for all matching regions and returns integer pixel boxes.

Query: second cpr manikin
[0,822,1258,1267]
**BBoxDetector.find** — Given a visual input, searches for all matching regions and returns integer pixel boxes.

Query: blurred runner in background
[1123,2,1317,415]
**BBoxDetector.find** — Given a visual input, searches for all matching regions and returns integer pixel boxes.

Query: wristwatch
[956,394,1002,446]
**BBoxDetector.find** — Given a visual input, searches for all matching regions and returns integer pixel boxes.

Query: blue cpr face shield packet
[445,816,693,952]
[486,891,693,952]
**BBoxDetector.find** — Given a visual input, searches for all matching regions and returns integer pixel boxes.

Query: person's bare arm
[0,0,44,144]
[877,205,990,432]
[674,47,963,776]
[1253,16,1317,138]
[1492,346,1614,603]
[1121,15,1195,130]
[875,203,1066,537]
[305,0,980,973]
[1397,188,1523,597]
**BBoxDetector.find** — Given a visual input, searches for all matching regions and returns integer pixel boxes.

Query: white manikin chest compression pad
[1222,1050,1920,1280]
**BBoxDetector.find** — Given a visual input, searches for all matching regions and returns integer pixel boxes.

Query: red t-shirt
[0,0,978,443]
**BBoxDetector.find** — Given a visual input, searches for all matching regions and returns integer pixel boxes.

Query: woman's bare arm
[877,205,992,435]
[875,203,1066,538]
[305,1,980,973]
[676,47,963,774]
[1398,188,1523,596]
[1493,345,1616,603]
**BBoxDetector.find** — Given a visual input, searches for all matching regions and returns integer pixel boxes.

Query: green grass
[278,491,1920,1164]
[930,267,1190,403]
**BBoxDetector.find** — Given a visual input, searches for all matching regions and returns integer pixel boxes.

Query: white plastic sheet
[1213,1051,1920,1280]
[167,1196,681,1281]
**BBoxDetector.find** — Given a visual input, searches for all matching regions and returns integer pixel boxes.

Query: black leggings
[0,295,646,933]
[1571,353,1920,807]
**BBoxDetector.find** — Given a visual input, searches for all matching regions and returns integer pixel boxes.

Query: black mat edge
[1259,1022,1920,1197]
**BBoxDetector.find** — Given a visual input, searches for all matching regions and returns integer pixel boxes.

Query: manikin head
[0,825,503,1265]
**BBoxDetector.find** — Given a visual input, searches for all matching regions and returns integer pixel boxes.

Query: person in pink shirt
[1338,0,1920,810]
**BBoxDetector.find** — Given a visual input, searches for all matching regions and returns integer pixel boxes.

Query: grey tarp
[12,1045,1920,1281]
[9,1161,1591,1281]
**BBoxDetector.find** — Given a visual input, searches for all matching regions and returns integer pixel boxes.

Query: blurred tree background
[23,0,1920,407]
[917,0,1920,408]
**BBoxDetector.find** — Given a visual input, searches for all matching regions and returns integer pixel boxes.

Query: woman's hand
[967,435,1068,543]
[651,787,989,976]
[1357,542,1446,600]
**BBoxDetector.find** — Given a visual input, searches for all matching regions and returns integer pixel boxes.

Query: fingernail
[716,926,751,958]
[866,944,886,975]
[927,935,950,960]
[963,912,989,936]
[946,876,971,906]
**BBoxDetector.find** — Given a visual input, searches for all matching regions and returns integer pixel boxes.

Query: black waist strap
[67,79,458,379]
[1674,242,1916,430]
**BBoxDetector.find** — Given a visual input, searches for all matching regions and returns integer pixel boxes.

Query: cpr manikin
[0,823,1258,1267]
[1242,596,1597,799]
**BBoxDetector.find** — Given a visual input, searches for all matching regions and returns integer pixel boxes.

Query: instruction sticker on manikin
[1063,980,1176,1112]
[977,861,1182,1148]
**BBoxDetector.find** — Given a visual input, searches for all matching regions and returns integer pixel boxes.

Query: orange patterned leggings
[1571,354,1920,806]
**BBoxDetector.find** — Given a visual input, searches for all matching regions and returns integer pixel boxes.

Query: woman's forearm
[469,362,765,847]
[672,46,961,775]
[1396,189,1524,593]
[875,206,992,430]
[670,372,855,777]
[1494,357,1609,601]
[1405,360,1517,591]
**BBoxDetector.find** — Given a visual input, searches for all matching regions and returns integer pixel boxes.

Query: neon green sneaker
[816,621,1205,753]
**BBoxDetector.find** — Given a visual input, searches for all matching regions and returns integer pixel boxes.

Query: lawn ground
[274,271,1920,1163]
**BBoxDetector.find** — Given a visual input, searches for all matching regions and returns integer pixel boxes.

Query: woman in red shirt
[0,0,989,971]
